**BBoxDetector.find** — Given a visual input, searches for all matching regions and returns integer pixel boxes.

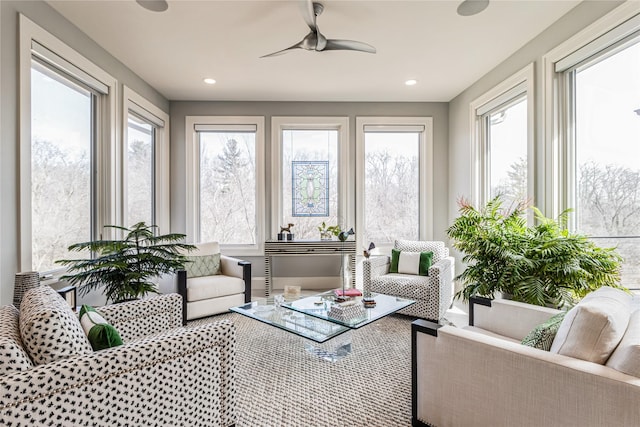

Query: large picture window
[185,117,265,254]
[555,28,640,287]
[356,117,433,250]
[20,15,117,273]
[271,117,349,241]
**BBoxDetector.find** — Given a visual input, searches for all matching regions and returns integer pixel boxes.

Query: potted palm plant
[57,222,196,303]
[447,197,624,307]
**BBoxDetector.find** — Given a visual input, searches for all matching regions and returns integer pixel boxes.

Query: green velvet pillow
[521,311,566,351]
[79,305,123,351]
[184,253,221,278]
[389,249,433,276]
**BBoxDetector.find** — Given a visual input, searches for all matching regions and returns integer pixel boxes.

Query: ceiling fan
[261,1,376,58]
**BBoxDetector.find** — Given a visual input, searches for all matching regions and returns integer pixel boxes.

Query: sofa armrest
[470,297,561,341]
[96,293,182,342]
[412,322,640,427]
[362,255,390,292]
[0,319,236,426]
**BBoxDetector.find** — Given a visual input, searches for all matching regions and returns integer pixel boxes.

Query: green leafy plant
[57,222,196,303]
[447,197,624,308]
[317,222,342,236]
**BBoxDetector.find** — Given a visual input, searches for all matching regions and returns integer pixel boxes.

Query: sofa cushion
[550,287,631,364]
[395,240,445,263]
[370,274,431,301]
[390,249,433,276]
[605,309,640,376]
[19,286,92,365]
[0,305,34,372]
[79,305,123,351]
[521,311,566,351]
[187,275,245,302]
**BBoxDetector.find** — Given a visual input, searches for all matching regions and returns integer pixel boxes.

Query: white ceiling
[47,0,580,102]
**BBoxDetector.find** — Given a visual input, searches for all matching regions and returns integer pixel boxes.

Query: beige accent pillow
[550,287,631,364]
[606,309,640,376]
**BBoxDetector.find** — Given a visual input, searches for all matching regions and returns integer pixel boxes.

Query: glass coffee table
[231,291,414,361]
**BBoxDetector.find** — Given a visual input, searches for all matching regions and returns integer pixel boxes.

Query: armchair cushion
[550,286,632,364]
[187,275,246,302]
[370,274,431,301]
[390,249,433,276]
[19,286,92,365]
[185,253,221,278]
[395,240,445,263]
[0,305,33,372]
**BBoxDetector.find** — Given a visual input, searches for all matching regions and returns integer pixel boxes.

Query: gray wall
[0,1,168,305]
[447,0,622,282]
[170,101,449,278]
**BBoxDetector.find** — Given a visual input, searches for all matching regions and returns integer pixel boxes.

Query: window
[471,64,533,210]
[20,15,117,273]
[271,117,349,241]
[123,86,169,233]
[185,116,265,254]
[355,118,433,249]
[30,61,95,272]
[552,16,640,287]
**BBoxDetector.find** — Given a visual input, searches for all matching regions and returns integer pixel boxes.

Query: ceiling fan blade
[260,41,306,58]
[301,0,318,32]
[324,39,376,54]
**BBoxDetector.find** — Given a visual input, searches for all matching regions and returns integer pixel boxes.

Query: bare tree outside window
[363,132,419,244]
[575,40,640,287]
[199,132,256,244]
[31,65,93,272]
[127,114,154,226]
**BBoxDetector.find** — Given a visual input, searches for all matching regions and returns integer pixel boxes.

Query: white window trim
[122,86,170,234]
[271,116,350,241]
[185,116,265,255]
[543,2,640,219]
[355,117,433,251]
[469,63,534,213]
[18,14,118,272]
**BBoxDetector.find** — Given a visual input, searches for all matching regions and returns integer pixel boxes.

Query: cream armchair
[411,296,640,427]
[362,240,454,321]
[177,242,251,324]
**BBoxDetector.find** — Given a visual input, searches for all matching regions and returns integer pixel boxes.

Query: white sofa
[412,292,640,427]
[0,287,236,426]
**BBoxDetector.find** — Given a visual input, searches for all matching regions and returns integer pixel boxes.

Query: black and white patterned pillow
[0,305,34,372]
[19,286,92,365]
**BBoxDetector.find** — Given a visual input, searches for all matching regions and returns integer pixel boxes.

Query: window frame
[270,116,350,242]
[543,3,640,219]
[470,64,534,214]
[19,14,117,273]
[355,117,433,251]
[122,86,170,234]
[185,115,265,255]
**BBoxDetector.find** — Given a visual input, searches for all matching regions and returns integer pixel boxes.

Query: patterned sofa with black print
[0,286,236,426]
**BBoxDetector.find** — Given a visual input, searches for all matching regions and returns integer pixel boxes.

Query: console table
[264,239,356,297]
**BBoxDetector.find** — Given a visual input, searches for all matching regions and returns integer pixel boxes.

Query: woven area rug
[189,312,413,426]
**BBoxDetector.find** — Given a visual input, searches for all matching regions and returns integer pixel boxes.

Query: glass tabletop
[282,291,415,328]
[230,301,350,343]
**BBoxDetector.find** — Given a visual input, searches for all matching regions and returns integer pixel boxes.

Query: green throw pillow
[79,305,123,351]
[184,253,221,278]
[521,311,566,351]
[389,249,433,276]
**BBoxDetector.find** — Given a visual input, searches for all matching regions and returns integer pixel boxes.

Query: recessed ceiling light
[405,79,418,86]
[136,0,168,12]
[203,78,217,85]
